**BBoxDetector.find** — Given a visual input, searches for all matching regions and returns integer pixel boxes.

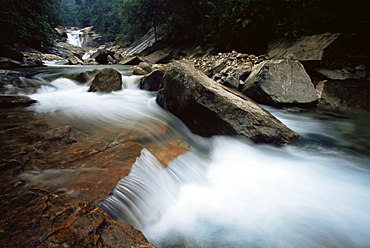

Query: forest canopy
[1,0,369,51]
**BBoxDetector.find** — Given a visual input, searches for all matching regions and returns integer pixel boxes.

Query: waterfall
[28,69,370,248]
[66,28,84,47]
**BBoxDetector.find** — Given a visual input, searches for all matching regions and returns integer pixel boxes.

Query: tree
[0,0,60,49]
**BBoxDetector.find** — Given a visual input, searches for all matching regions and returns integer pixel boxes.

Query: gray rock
[88,68,122,93]
[316,79,370,111]
[267,33,341,61]
[156,61,298,146]
[242,59,319,105]
[139,69,165,91]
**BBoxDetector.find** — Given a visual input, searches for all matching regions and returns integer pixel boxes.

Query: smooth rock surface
[88,68,122,93]
[156,61,299,145]
[242,59,319,105]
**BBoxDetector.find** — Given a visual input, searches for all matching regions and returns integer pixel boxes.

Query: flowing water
[17,66,370,248]
[66,28,84,47]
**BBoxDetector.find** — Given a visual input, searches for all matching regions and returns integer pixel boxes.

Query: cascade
[66,28,84,47]
[26,67,370,248]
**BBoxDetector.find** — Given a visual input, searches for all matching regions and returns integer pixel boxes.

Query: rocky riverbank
[0,29,369,247]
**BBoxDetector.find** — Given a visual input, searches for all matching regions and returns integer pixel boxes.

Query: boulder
[0,95,37,108]
[0,43,24,61]
[144,49,172,64]
[67,70,100,84]
[91,49,115,64]
[138,62,152,73]
[156,61,299,146]
[139,69,166,91]
[88,68,122,93]
[68,55,84,65]
[267,33,341,61]
[316,65,366,81]
[242,59,319,106]
[119,56,145,65]
[80,26,103,47]
[316,79,370,111]
[213,65,252,91]
[133,65,149,75]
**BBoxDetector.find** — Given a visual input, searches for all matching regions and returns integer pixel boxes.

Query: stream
[8,65,370,247]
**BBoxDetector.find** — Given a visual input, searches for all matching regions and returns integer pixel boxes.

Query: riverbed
[2,65,370,248]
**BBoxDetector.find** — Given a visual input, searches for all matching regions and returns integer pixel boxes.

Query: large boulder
[156,61,299,146]
[242,59,319,106]
[267,33,341,61]
[88,68,122,93]
[139,69,165,91]
[91,49,115,64]
[316,79,370,111]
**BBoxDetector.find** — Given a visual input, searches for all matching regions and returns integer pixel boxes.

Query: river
[10,65,370,247]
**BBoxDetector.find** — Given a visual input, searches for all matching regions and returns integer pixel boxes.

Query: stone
[317,79,370,111]
[0,43,24,62]
[107,55,116,64]
[88,68,123,93]
[91,49,115,64]
[316,65,366,81]
[138,62,153,73]
[156,61,299,146]
[242,59,319,106]
[69,70,99,84]
[133,65,149,75]
[0,95,37,108]
[139,69,166,91]
[267,33,341,61]
[68,55,84,65]
[144,49,172,64]
[120,56,145,65]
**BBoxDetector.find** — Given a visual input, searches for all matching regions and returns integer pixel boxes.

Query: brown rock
[133,65,149,75]
[156,61,299,146]
[68,55,84,65]
[88,68,123,93]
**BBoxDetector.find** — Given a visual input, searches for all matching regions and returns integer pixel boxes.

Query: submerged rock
[242,59,319,106]
[156,61,298,146]
[88,68,122,93]
[0,95,37,108]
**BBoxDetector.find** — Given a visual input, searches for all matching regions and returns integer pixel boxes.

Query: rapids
[66,28,84,47]
[26,66,370,248]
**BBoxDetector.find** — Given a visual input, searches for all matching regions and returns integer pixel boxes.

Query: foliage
[0,0,60,49]
[1,0,369,52]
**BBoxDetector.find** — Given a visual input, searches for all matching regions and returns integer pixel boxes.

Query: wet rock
[80,26,104,47]
[88,68,123,93]
[120,56,145,65]
[133,65,149,75]
[0,95,37,108]
[156,61,298,145]
[317,79,370,111]
[68,55,84,65]
[242,59,319,106]
[91,49,115,64]
[139,69,166,91]
[138,62,153,73]
[70,70,100,84]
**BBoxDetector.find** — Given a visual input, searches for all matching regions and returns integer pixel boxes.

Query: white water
[66,28,84,47]
[82,49,97,61]
[28,75,370,248]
